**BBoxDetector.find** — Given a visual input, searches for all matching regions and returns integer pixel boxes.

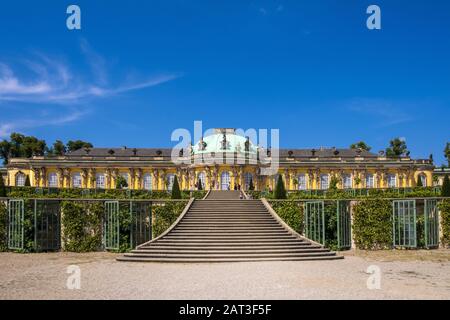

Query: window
[387,174,397,188]
[365,174,374,188]
[96,173,105,189]
[16,173,26,186]
[72,173,82,188]
[342,174,352,189]
[320,174,329,190]
[48,173,58,187]
[167,174,175,191]
[198,172,206,189]
[221,172,231,190]
[244,172,253,190]
[143,174,152,190]
[298,174,307,190]
[419,175,427,187]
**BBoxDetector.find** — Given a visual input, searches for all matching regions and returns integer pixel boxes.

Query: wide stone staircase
[117,191,342,263]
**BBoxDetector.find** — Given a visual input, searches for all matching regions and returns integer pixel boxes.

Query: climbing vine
[269,201,303,234]
[152,201,187,238]
[440,199,450,247]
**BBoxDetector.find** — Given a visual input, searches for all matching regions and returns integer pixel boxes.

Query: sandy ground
[0,250,449,300]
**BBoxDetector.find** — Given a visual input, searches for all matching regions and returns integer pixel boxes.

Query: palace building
[5,128,434,191]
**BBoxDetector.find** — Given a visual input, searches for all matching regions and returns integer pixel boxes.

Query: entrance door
[221,172,231,190]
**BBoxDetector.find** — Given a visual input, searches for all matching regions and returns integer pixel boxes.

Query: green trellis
[8,199,24,250]
[104,201,120,250]
[393,200,417,248]
[304,201,325,244]
[337,200,351,250]
[130,201,152,248]
[34,200,61,252]
[424,199,439,249]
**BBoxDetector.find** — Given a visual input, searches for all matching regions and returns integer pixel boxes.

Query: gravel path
[0,251,449,300]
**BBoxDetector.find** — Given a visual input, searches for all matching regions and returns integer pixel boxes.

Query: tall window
[419,174,427,187]
[121,173,130,189]
[298,174,307,190]
[96,173,105,189]
[320,174,329,190]
[221,171,230,190]
[342,174,352,189]
[167,174,175,191]
[72,173,82,188]
[48,173,58,187]
[16,173,26,186]
[143,174,152,190]
[198,172,206,189]
[365,174,374,188]
[244,172,253,190]
[387,174,397,188]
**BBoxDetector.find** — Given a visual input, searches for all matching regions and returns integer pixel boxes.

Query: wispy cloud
[0,39,181,137]
[346,98,414,126]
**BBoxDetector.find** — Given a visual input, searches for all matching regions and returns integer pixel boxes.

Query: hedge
[269,201,303,234]
[352,199,392,250]
[152,201,187,238]
[6,186,206,200]
[440,199,450,247]
[61,201,103,252]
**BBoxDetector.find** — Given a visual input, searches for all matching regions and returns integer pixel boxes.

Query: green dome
[192,131,257,155]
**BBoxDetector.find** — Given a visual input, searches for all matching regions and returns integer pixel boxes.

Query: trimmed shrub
[352,199,393,250]
[274,175,287,199]
[171,176,182,199]
[269,201,303,234]
[440,199,450,247]
[61,201,103,252]
[152,201,187,238]
[442,175,450,197]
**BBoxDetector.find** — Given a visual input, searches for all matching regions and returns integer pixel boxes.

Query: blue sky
[0,0,449,164]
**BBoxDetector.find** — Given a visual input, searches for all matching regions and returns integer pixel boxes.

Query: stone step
[117,255,344,263]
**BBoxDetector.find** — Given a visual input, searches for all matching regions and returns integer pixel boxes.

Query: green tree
[442,175,450,197]
[24,175,31,187]
[67,140,93,153]
[171,176,182,199]
[274,175,287,199]
[350,141,372,151]
[0,174,6,197]
[115,176,128,189]
[0,133,47,164]
[50,140,67,156]
[386,138,409,157]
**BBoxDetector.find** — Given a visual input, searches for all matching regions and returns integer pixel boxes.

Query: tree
[442,175,450,197]
[24,175,31,187]
[274,175,287,199]
[115,176,128,189]
[0,133,47,164]
[51,140,67,156]
[248,177,255,191]
[171,176,182,199]
[350,141,372,151]
[0,174,6,197]
[445,143,450,166]
[386,138,409,157]
[329,175,339,191]
[67,140,93,153]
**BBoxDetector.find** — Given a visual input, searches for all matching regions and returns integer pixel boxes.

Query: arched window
[365,174,374,188]
[221,172,230,190]
[298,174,307,190]
[387,174,397,188]
[96,173,105,189]
[16,173,26,186]
[320,174,329,190]
[167,174,175,191]
[143,174,152,190]
[72,173,82,188]
[342,174,352,189]
[244,172,253,190]
[419,174,427,187]
[198,172,206,189]
[48,173,58,187]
